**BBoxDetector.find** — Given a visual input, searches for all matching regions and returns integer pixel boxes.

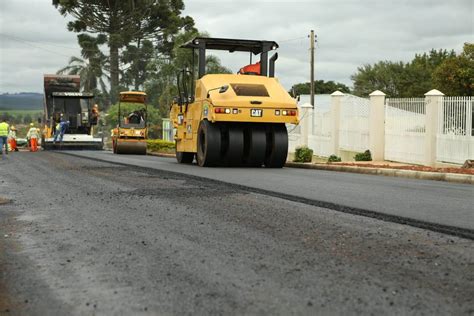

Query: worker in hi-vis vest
[53,120,70,144]
[8,125,17,152]
[26,123,40,152]
[0,119,9,159]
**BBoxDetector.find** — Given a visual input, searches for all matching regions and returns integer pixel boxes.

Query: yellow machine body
[111,91,148,155]
[170,74,299,154]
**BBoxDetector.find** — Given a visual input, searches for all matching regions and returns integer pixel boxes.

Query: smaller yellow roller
[111,91,148,155]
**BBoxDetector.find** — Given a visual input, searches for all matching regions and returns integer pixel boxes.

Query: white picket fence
[437,96,474,164]
[309,108,332,157]
[385,98,426,164]
[287,90,473,166]
[339,95,370,152]
[288,105,333,157]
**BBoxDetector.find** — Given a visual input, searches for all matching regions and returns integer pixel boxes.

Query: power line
[0,32,172,60]
[0,33,73,58]
[277,36,306,44]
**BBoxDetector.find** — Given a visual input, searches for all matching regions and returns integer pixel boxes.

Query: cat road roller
[111,91,148,155]
[170,37,299,167]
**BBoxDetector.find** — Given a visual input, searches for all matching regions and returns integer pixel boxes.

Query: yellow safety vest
[0,122,9,136]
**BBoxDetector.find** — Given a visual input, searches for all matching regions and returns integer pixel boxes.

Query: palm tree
[57,56,107,91]
[57,34,110,107]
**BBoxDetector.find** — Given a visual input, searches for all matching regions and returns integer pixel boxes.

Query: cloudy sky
[0,0,472,93]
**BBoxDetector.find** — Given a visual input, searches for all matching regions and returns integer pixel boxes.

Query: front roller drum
[222,124,244,166]
[197,120,221,167]
[243,124,266,167]
[264,124,288,168]
[115,140,147,155]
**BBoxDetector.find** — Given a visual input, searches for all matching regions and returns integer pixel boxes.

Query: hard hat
[11,126,16,131]
[30,123,34,127]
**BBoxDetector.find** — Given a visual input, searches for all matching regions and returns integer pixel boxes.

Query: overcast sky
[0,0,472,93]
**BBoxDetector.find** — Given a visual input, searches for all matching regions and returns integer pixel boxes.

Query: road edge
[147,151,474,185]
[285,162,474,185]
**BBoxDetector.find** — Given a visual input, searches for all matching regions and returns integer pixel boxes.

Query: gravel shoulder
[0,152,473,315]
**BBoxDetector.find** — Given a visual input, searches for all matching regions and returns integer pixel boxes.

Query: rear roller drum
[264,124,288,168]
[197,120,222,167]
[176,150,194,164]
[222,124,244,166]
[116,141,147,155]
[243,124,266,167]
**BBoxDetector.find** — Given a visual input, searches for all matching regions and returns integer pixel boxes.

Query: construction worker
[0,119,10,159]
[91,104,99,124]
[53,120,70,144]
[26,123,40,152]
[8,125,17,152]
[238,61,261,75]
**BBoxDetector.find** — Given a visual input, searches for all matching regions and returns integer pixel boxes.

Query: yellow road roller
[170,37,299,167]
[111,91,147,155]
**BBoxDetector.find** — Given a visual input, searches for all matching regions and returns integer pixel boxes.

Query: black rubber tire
[264,124,288,168]
[243,124,266,167]
[223,124,244,166]
[176,150,194,164]
[197,120,222,167]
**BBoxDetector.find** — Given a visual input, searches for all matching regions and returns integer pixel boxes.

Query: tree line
[291,43,472,98]
[53,0,472,121]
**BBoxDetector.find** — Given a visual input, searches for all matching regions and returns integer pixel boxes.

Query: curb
[147,152,175,158]
[285,162,474,185]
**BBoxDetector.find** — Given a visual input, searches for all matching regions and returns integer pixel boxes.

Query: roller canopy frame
[181,37,279,78]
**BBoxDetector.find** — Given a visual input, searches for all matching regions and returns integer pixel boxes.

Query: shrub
[147,139,175,153]
[327,155,342,163]
[294,146,313,163]
[354,150,372,161]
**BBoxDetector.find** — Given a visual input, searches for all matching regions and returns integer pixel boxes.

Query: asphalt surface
[1,151,473,315]
[65,150,474,233]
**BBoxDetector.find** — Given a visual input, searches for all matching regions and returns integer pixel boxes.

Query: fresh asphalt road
[1,152,473,315]
[65,150,474,233]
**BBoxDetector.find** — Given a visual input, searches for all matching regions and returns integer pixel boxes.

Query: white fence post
[424,89,444,166]
[330,91,344,156]
[300,103,313,147]
[369,90,386,161]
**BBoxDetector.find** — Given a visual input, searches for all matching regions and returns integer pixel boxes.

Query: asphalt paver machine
[42,74,102,149]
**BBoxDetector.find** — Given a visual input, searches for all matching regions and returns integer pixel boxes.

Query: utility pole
[310,30,315,108]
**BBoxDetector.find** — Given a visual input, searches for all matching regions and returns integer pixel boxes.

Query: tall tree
[121,39,155,90]
[290,80,351,96]
[53,0,194,104]
[57,34,110,108]
[145,30,231,117]
[351,49,456,97]
[57,34,108,91]
[433,43,474,96]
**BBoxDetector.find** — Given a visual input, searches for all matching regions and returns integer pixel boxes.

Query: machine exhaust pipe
[269,53,278,77]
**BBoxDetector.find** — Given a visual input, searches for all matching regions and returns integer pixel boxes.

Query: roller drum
[115,140,147,155]
[264,124,288,168]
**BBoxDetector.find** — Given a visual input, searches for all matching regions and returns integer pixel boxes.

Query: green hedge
[147,139,175,153]
[294,146,313,163]
[327,155,342,162]
[354,150,372,161]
